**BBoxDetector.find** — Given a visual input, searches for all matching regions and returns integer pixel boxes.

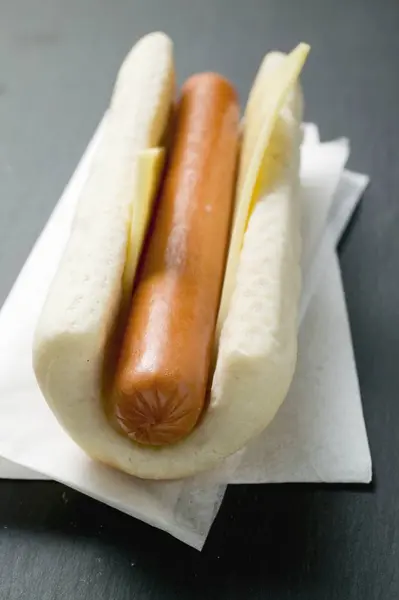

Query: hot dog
[33,33,309,479]
[112,73,239,445]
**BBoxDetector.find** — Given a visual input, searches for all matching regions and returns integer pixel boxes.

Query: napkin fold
[0,123,371,549]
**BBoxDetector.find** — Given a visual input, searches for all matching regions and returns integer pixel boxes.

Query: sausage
[110,73,240,445]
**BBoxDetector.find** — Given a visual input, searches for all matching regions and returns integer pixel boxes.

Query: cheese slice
[123,147,165,295]
[217,43,310,331]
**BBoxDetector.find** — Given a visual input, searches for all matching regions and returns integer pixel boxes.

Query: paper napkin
[0,123,371,548]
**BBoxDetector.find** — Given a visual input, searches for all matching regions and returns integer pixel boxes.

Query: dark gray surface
[0,0,398,598]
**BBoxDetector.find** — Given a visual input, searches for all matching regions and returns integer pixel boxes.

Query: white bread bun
[33,48,302,480]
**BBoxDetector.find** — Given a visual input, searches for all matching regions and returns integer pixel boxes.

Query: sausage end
[113,377,203,446]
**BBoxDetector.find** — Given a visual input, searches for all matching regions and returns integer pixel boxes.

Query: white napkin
[0,123,371,549]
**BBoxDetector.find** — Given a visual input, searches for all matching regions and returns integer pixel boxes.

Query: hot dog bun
[33,37,304,479]
[33,31,174,447]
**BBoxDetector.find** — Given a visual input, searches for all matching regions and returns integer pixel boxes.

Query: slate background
[0,1,398,598]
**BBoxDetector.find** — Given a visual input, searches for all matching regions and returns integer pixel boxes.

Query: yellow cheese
[217,43,310,331]
[123,147,165,296]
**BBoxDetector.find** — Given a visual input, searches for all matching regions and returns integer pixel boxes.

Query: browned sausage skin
[110,73,240,446]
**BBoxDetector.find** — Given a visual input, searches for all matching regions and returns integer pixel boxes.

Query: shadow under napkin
[0,480,374,600]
